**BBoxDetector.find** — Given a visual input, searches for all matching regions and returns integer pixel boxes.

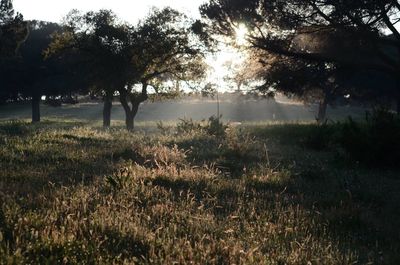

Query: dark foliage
[303,122,338,151]
[176,116,228,137]
[340,108,400,168]
[205,115,228,137]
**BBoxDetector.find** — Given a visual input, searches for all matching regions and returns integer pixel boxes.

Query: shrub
[176,117,203,134]
[156,121,173,135]
[303,122,338,151]
[176,116,228,137]
[303,122,341,151]
[340,108,400,168]
[205,115,228,137]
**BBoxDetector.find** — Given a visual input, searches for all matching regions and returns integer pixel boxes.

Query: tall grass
[0,119,399,264]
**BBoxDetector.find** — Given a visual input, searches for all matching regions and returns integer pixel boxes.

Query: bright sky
[13,0,206,24]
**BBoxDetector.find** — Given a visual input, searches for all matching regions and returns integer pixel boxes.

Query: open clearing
[0,98,367,123]
[0,117,399,264]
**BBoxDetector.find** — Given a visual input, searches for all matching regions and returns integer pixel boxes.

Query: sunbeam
[235,23,248,46]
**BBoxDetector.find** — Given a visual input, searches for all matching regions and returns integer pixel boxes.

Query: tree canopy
[200,0,400,72]
[117,8,207,130]
[200,0,400,115]
[48,8,207,130]
[0,0,28,57]
[0,20,85,121]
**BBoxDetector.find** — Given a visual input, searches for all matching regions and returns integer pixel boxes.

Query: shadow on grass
[22,228,149,264]
[172,134,265,178]
[0,123,126,196]
[151,171,400,263]
[98,227,150,261]
[1,120,400,263]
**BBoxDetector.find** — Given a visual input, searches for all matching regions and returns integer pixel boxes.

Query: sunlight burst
[235,24,248,45]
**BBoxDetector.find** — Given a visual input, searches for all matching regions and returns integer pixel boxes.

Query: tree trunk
[123,101,140,132]
[397,79,400,115]
[125,111,135,131]
[317,98,328,124]
[119,83,148,131]
[32,94,41,123]
[103,93,113,128]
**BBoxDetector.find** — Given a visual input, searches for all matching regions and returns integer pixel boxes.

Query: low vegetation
[0,119,399,264]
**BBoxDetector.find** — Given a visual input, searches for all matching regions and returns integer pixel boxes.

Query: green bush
[176,116,228,137]
[340,108,400,168]
[176,117,203,134]
[205,115,228,137]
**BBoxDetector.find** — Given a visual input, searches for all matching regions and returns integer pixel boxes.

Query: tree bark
[31,94,41,123]
[119,83,148,131]
[317,97,328,124]
[396,79,400,115]
[103,93,113,128]
[125,106,139,132]
[120,94,140,132]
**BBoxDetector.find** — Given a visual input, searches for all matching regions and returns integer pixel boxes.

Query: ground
[0,97,367,123]
[0,118,399,264]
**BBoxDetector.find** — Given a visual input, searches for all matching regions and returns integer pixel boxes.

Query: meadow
[0,97,367,123]
[0,116,399,264]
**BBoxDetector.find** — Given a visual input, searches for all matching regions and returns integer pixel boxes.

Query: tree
[222,48,269,95]
[117,8,207,131]
[200,0,400,112]
[48,10,142,128]
[1,20,86,121]
[223,59,253,93]
[264,58,350,122]
[50,8,207,131]
[18,21,66,122]
[0,0,28,104]
[0,0,28,57]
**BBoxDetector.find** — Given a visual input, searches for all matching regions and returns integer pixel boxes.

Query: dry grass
[0,120,399,264]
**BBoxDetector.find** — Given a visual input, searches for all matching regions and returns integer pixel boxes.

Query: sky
[13,0,206,24]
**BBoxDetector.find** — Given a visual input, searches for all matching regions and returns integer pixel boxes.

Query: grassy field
[0,98,367,123]
[0,119,399,264]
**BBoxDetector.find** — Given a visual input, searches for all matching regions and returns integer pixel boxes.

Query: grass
[0,119,399,264]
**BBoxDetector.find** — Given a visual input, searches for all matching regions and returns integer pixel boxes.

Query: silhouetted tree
[19,21,67,122]
[49,8,207,131]
[200,0,400,112]
[0,0,28,104]
[0,0,28,56]
[48,10,141,128]
[117,8,207,131]
[262,57,350,123]
[1,20,70,121]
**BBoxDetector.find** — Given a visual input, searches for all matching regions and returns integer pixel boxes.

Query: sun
[235,23,248,45]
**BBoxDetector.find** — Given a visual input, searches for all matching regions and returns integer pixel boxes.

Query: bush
[340,108,400,168]
[176,117,203,134]
[176,116,228,137]
[205,115,228,137]
[303,122,337,151]
[157,121,173,135]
